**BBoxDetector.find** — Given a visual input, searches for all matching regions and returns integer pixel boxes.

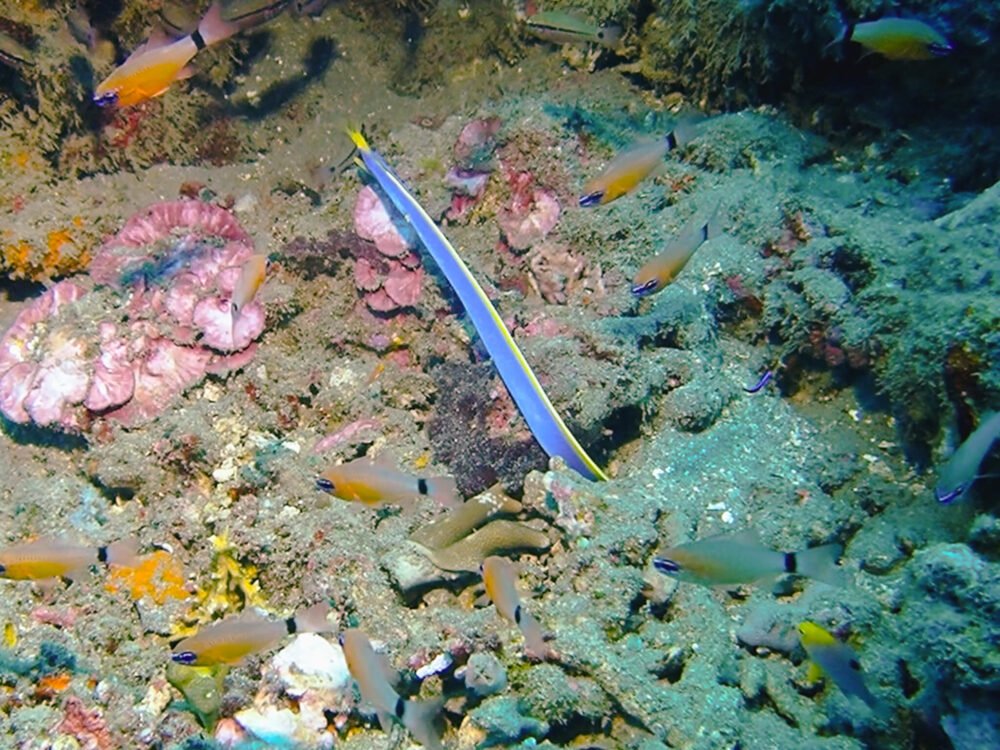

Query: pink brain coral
[0,201,267,433]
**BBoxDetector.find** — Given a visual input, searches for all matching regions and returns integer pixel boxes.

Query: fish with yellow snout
[834,17,952,61]
[798,621,880,711]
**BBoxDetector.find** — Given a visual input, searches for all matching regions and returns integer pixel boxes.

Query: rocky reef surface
[0,2,997,749]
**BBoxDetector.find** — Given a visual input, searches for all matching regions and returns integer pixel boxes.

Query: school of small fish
[1,2,990,749]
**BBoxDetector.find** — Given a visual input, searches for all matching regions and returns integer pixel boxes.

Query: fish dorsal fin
[716,528,761,545]
[369,449,400,469]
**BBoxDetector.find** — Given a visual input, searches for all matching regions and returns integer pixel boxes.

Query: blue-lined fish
[481,555,549,659]
[526,11,622,50]
[632,205,722,296]
[836,18,951,61]
[579,122,699,208]
[340,628,444,750]
[316,455,460,508]
[94,2,242,107]
[0,537,137,581]
[652,531,845,587]
[935,411,1000,504]
[171,602,332,665]
[346,129,606,482]
[798,621,878,709]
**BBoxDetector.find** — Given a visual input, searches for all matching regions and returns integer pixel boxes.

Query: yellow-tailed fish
[481,555,549,658]
[340,628,444,750]
[798,621,878,709]
[526,11,622,50]
[837,18,951,61]
[935,411,1000,504]
[652,530,845,587]
[93,1,243,108]
[231,253,269,326]
[346,128,606,482]
[316,455,460,508]
[0,537,137,582]
[578,122,699,207]
[171,602,332,666]
[632,204,722,296]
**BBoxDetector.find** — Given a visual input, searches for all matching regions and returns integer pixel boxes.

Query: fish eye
[316,477,335,493]
[0,564,5,575]
[652,557,680,575]
[631,279,660,297]
[93,91,118,108]
[478,562,485,574]
[171,651,197,665]
[936,484,965,504]
[849,658,861,671]
[578,191,604,208]
[337,632,345,646]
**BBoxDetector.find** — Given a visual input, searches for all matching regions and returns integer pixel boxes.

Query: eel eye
[171,651,197,665]
[652,557,681,575]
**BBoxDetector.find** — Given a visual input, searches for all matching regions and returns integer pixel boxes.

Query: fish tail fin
[104,537,140,568]
[197,1,243,47]
[797,543,847,587]
[401,696,444,750]
[517,607,551,660]
[425,476,461,508]
[294,601,334,633]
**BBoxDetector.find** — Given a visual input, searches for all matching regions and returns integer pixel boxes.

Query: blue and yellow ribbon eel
[347,129,607,481]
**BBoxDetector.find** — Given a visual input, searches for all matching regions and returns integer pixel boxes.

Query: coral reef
[0,200,266,433]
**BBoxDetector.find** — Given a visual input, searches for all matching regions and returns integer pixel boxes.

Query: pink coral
[351,189,424,313]
[497,171,560,251]
[0,200,267,433]
[353,186,416,258]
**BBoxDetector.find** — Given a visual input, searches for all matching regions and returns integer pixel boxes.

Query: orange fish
[93,2,242,108]
[171,602,332,666]
[0,537,137,582]
[230,253,269,332]
[837,18,951,61]
[579,121,700,207]
[632,204,722,296]
[481,555,549,659]
[316,454,459,508]
[340,628,444,750]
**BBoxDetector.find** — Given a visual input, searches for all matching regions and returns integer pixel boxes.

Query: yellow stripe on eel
[346,128,606,481]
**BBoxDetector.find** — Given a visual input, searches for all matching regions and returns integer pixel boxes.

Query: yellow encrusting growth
[105,550,190,605]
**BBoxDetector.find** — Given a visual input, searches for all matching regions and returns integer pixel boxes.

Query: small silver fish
[653,530,845,587]
[936,411,1000,503]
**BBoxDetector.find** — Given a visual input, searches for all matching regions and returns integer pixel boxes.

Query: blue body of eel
[347,130,607,481]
